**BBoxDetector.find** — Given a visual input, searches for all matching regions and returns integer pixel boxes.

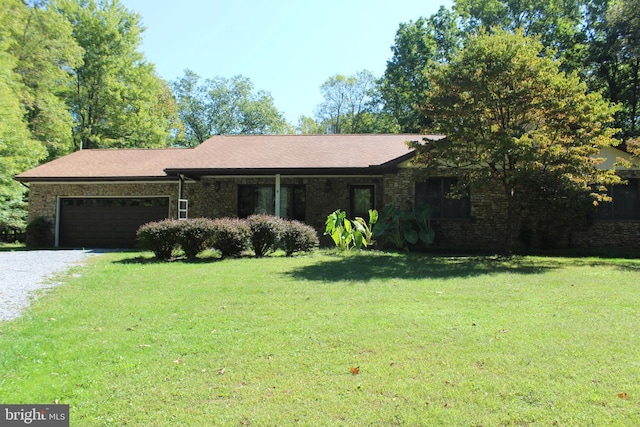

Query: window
[415,178,470,219]
[238,185,305,221]
[350,185,375,219]
[593,179,640,220]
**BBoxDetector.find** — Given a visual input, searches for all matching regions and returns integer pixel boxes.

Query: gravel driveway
[0,250,101,321]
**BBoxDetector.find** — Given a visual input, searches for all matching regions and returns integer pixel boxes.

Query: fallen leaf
[618,392,630,400]
[350,366,360,375]
[174,357,182,364]
[211,329,217,334]
[218,367,226,375]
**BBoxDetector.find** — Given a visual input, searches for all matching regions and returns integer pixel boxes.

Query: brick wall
[27,182,180,246]
[184,176,384,244]
[27,173,640,250]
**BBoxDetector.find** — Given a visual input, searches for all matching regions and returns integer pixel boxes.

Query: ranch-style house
[15,134,640,250]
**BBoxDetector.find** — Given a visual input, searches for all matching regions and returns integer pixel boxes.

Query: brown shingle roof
[15,134,440,182]
[15,147,192,181]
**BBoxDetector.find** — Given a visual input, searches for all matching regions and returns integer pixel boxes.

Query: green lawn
[1,250,639,426]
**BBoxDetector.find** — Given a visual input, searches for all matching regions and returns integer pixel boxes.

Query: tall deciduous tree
[1,0,68,228]
[379,8,462,133]
[9,0,82,160]
[315,70,381,134]
[55,0,179,149]
[607,0,640,138]
[454,0,583,55]
[409,30,621,249]
[172,70,288,146]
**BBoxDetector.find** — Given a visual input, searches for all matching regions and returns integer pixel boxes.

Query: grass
[1,250,639,426]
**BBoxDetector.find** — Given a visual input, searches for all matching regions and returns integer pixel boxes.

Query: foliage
[373,204,435,250]
[175,218,217,260]
[247,214,286,257]
[55,0,180,149]
[136,219,181,260]
[281,219,319,256]
[171,70,289,146]
[410,29,622,249]
[314,70,396,134]
[5,0,83,161]
[379,9,462,133]
[0,0,51,229]
[210,217,250,258]
[137,216,321,260]
[454,0,584,56]
[324,209,377,251]
[25,216,53,248]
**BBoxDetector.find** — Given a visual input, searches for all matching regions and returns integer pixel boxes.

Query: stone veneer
[27,181,180,246]
[27,171,640,250]
[184,176,384,244]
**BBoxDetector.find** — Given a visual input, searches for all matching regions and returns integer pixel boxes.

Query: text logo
[1,405,69,426]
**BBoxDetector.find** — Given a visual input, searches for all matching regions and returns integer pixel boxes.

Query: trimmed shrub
[247,214,286,257]
[25,217,53,248]
[137,219,181,260]
[211,218,250,257]
[176,218,216,260]
[281,220,319,256]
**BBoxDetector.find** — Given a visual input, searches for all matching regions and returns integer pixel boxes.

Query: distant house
[15,134,640,249]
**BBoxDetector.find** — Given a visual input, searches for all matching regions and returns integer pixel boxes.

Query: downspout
[275,174,281,218]
[178,174,185,219]
[179,174,185,199]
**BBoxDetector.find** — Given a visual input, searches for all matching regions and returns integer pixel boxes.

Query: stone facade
[26,170,640,250]
[27,181,180,246]
[184,176,384,244]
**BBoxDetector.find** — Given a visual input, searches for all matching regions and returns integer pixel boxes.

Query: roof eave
[14,175,178,183]
[164,165,401,178]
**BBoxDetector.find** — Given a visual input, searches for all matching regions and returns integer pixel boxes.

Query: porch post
[275,174,281,218]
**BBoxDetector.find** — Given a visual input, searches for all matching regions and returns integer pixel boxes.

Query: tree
[409,29,622,249]
[315,70,379,134]
[8,0,82,160]
[172,70,288,146]
[454,0,584,56]
[379,8,462,133]
[581,0,640,141]
[55,0,179,149]
[607,0,640,138]
[296,115,325,134]
[0,0,59,229]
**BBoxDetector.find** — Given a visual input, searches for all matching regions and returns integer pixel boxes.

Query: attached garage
[58,197,170,248]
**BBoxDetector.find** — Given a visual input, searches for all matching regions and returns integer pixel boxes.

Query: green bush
[211,218,250,258]
[137,219,181,260]
[282,220,319,256]
[247,214,286,257]
[25,217,52,248]
[176,218,216,260]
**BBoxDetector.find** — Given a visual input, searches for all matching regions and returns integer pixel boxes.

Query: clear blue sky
[121,0,452,124]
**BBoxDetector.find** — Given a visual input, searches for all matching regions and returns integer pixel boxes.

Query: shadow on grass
[109,247,640,279]
[284,252,562,282]
[114,254,224,264]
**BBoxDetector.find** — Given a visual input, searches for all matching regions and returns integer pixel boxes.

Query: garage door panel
[59,197,170,248]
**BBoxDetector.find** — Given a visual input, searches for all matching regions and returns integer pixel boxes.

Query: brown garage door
[59,197,170,248]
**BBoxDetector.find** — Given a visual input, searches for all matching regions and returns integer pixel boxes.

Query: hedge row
[137,215,319,260]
